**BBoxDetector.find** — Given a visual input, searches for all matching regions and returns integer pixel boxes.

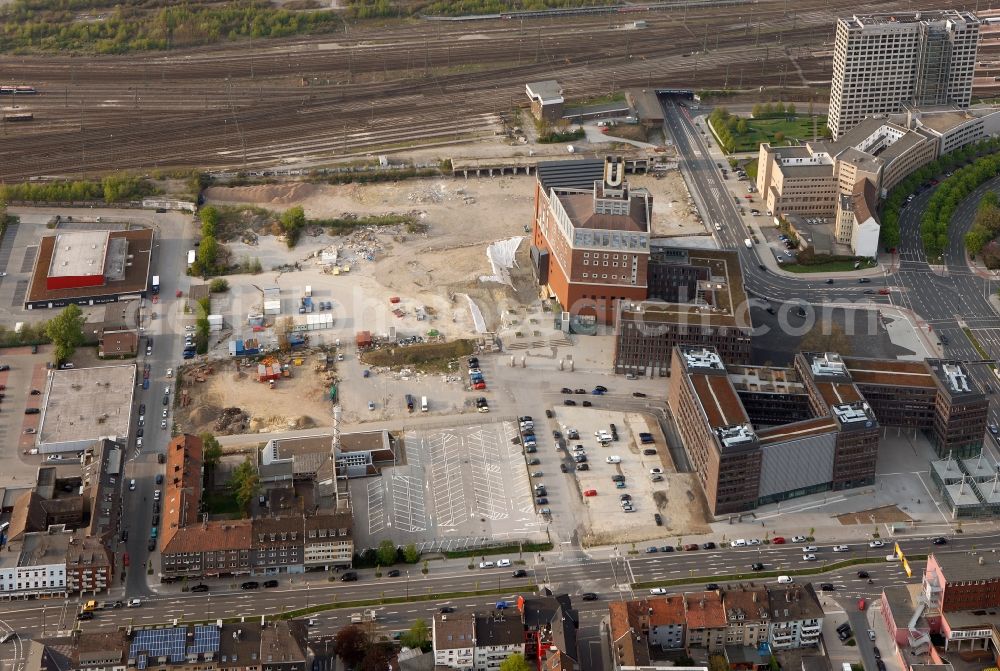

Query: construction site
[175,350,341,436]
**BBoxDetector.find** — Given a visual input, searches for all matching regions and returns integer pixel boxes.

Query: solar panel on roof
[190,625,220,655]
[129,627,187,664]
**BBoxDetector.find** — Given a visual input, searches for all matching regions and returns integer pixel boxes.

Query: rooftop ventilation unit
[942,363,971,393]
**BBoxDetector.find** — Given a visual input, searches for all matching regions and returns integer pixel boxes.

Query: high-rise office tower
[828,11,979,137]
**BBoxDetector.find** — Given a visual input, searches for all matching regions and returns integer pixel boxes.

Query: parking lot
[552,407,711,545]
[349,421,546,553]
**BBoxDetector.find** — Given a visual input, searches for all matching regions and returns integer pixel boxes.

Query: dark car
[642,448,657,455]
[594,385,608,393]
[654,513,663,526]
[560,463,568,473]
[576,463,589,471]
[151,514,160,526]
[619,493,632,501]
[561,387,573,394]
[387,569,401,577]
[873,647,882,659]
[536,497,548,505]
[750,562,764,571]
[163,395,169,406]
[25,408,39,415]
[660,545,674,552]
[264,580,279,588]
[552,430,562,439]
[30,389,41,395]
[545,409,554,418]
[706,583,720,590]
[820,583,836,591]
[876,660,886,671]
[933,537,948,545]
[512,569,528,578]
[645,546,659,553]
[158,453,166,464]
[581,592,598,601]
[525,445,537,453]
[582,401,592,407]
[825,278,834,284]
[341,572,358,582]
[241,581,259,590]
[121,530,128,542]
[191,584,210,593]
[155,474,164,485]
[858,277,871,283]
[564,399,577,406]
[857,570,870,579]
[148,538,157,551]
[77,611,94,620]
[702,542,716,550]
[574,388,586,394]
[573,454,587,463]
[137,427,144,438]
[439,607,456,614]
[632,392,647,398]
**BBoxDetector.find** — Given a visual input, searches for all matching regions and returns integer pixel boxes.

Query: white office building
[829,11,980,137]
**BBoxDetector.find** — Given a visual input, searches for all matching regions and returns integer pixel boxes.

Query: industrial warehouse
[25,229,154,309]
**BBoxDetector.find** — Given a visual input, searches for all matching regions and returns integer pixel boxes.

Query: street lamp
[406,571,410,600]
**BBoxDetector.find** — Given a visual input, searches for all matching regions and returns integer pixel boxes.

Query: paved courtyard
[350,421,547,552]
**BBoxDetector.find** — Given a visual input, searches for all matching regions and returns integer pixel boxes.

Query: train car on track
[4,113,33,122]
[0,86,37,95]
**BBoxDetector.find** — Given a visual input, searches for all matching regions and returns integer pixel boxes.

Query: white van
[421,396,428,412]
[777,576,793,584]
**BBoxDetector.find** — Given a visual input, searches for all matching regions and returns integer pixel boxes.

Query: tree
[786,102,796,115]
[361,643,393,671]
[333,626,368,667]
[196,235,219,274]
[500,654,532,671]
[799,322,853,356]
[751,103,762,118]
[709,656,730,671]
[280,205,306,248]
[377,539,397,567]
[773,131,785,143]
[403,542,420,563]
[228,459,260,513]
[199,206,219,238]
[762,102,773,116]
[275,316,293,353]
[45,304,85,363]
[736,118,749,135]
[201,433,223,467]
[774,101,785,115]
[401,618,430,650]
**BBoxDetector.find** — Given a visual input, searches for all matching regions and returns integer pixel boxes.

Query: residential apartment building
[32,621,309,671]
[613,248,752,376]
[681,591,727,651]
[159,434,354,580]
[828,11,980,137]
[65,535,112,595]
[767,585,823,649]
[605,586,823,659]
[433,613,524,671]
[668,346,987,516]
[531,157,652,325]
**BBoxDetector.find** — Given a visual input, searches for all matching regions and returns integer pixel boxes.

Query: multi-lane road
[660,94,1000,435]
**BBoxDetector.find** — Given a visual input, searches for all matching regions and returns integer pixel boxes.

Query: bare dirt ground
[203,166,700,335]
[836,505,912,525]
[176,355,334,436]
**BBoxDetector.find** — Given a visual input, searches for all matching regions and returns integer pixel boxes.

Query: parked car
[264,580,279,588]
[581,592,598,601]
[387,570,401,577]
[564,399,577,406]
[241,581,260,590]
[340,572,358,581]
[191,584,210,593]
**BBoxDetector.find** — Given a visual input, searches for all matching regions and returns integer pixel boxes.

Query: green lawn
[781,260,872,273]
[716,115,829,153]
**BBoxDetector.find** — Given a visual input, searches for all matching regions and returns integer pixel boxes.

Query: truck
[421,396,429,412]
[187,250,196,267]
[299,296,314,314]
[350,609,377,624]
[151,276,160,295]
[743,238,752,249]
[304,285,312,297]
[405,394,414,412]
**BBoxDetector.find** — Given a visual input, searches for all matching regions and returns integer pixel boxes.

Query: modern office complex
[667,346,987,516]
[829,11,980,137]
[757,108,993,258]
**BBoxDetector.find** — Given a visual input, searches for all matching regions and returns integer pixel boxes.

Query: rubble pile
[214,406,250,434]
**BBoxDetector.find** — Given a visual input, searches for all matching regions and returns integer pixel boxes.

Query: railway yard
[0,0,948,180]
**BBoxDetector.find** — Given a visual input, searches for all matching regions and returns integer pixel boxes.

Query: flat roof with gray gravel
[38,364,136,452]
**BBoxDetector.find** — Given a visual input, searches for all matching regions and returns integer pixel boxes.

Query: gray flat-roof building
[37,365,136,454]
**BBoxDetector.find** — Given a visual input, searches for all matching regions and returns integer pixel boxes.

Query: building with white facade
[433,612,525,671]
[0,527,69,599]
[829,11,980,137]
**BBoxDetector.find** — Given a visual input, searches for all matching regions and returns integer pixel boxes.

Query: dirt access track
[0,0,929,179]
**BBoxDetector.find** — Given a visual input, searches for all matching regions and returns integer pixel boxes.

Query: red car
[684,544,699,551]
[473,382,486,390]
[123,551,130,567]
[771,536,785,544]
[878,289,890,295]
[584,489,597,497]
[858,598,866,611]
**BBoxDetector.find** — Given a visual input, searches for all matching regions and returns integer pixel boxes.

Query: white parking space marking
[390,473,427,533]
[467,429,508,520]
[367,479,385,535]
[429,432,466,528]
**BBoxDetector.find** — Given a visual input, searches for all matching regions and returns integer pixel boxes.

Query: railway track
[0,0,949,179]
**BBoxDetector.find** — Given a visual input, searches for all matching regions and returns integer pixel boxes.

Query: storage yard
[0,0,935,180]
